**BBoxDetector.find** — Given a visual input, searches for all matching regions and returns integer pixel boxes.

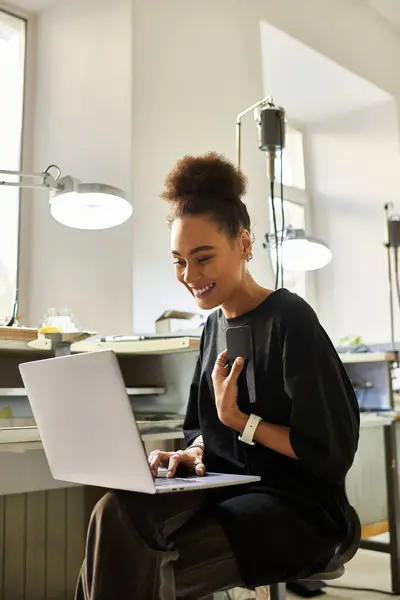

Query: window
[0,11,26,324]
[274,124,306,189]
[268,123,308,299]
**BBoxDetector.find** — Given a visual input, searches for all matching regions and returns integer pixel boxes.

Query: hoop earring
[246,254,253,262]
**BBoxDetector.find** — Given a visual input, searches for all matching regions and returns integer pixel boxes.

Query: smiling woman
[0,10,26,324]
[75,152,360,600]
[162,152,266,318]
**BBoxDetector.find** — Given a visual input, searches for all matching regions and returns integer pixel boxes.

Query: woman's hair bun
[161,151,251,238]
[161,152,247,203]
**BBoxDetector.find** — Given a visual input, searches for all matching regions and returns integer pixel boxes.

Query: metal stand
[360,421,400,594]
[384,203,396,350]
[45,332,72,357]
[359,205,400,593]
[269,583,286,600]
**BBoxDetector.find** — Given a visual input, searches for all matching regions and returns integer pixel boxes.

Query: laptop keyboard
[155,476,201,486]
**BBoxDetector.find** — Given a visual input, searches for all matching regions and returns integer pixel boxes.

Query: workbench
[1,330,399,598]
[0,331,200,600]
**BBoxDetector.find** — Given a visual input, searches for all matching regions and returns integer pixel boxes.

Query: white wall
[22,0,277,334]
[130,0,272,332]
[130,0,400,332]
[19,0,400,335]
[23,0,134,333]
[260,0,400,99]
[307,100,400,344]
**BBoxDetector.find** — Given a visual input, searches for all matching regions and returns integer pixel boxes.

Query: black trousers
[75,489,244,600]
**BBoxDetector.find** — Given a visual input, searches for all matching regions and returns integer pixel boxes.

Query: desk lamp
[0,164,132,230]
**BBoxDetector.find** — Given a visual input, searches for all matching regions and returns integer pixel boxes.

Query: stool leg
[255,586,270,599]
[269,583,286,600]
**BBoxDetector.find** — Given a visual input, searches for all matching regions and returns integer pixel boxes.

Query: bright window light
[274,124,306,189]
[0,10,25,324]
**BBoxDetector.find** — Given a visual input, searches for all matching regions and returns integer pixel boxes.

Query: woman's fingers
[148,450,159,476]
[212,349,229,381]
[148,449,206,478]
[214,350,228,369]
[167,451,184,478]
[194,458,206,476]
[215,349,228,367]
[148,450,171,476]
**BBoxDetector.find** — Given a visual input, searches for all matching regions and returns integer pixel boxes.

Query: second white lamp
[280,228,332,271]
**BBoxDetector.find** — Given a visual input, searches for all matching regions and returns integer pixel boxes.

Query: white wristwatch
[238,414,262,445]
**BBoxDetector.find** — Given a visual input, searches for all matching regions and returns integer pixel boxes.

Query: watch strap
[238,413,262,445]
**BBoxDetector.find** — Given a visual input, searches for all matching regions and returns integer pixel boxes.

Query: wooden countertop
[1,327,397,361]
[0,327,201,356]
[0,326,38,350]
[70,336,201,355]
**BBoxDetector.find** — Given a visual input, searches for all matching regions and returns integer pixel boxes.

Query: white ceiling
[3,1,397,122]
[367,0,400,31]
[2,0,58,13]
[260,21,392,125]
[5,0,400,27]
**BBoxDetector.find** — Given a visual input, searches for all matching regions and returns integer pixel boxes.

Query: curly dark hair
[161,152,251,239]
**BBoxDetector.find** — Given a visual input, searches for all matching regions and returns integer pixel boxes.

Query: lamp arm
[0,182,58,190]
[0,165,61,192]
[236,95,273,168]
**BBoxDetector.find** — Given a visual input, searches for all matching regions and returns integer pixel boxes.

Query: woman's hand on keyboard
[148,446,205,478]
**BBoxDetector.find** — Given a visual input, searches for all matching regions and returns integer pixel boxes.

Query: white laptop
[19,350,260,494]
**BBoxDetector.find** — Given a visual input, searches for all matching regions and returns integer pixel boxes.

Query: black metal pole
[270,583,287,600]
[385,422,400,594]
[384,203,396,350]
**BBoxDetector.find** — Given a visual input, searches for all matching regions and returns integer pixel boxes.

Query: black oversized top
[183,289,360,586]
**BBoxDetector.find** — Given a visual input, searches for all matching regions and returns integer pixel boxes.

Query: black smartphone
[226,325,253,366]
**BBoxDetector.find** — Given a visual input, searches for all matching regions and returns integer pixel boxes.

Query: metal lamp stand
[385,203,398,350]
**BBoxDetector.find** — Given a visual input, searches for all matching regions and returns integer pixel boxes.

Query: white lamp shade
[50,181,132,230]
[281,235,332,271]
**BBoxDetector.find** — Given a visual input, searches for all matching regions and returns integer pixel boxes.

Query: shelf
[0,339,41,352]
[127,387,166,396]
[70,336,201,355]
[0,419,184,449]
[360,412,397,428]
[0,335,201,355]
[338,352,398,364]
[0,426,39,444]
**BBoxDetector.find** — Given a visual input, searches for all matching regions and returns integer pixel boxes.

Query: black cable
[279,120,284,289]
[354,386,368,410]
[279,152,284,289]
[360,388,367,410]
[328,584,396,596]
[270,178,279,290]
[394,247,400,311]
